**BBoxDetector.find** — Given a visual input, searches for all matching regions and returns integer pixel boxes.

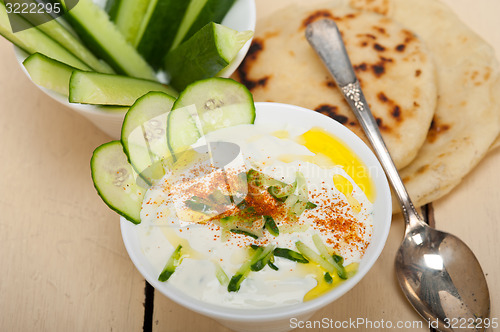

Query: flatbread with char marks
[233,3,437,170]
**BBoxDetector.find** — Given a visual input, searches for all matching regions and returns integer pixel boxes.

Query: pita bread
[232,2,437,170]
[349,0,500,212]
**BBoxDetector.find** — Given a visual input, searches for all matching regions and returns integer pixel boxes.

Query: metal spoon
[306,19,490,331]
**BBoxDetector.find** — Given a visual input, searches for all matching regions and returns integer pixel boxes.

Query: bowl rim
[13,0,256,118]
[120,101,392,322]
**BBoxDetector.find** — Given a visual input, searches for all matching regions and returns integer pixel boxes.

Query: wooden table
[1,1,499,331]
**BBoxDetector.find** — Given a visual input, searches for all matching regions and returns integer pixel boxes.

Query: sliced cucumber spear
[0,3,90,71]
[107,0,151,46]
[60,0,157,80]
[167,77,255,154]
[69,71,178,106]
[90,141,145,224]
[23,53,77,96]
[135,0,191,69]
[121,91,175,185]
[164,22,253,91]
[12,0,114,73]
[170,0,236,50]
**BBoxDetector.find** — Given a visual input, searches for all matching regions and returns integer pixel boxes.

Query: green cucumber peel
[250,245,276,272]
[264,215,279,236]
[311,235,348,279]
[273,248,309,264]
[158,245,183,282]
[295,241,335,273]
[229,229,259,239]
[324,272,333,284]
[228,246,263,292]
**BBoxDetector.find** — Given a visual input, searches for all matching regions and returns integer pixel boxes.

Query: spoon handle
[305,19,423,226]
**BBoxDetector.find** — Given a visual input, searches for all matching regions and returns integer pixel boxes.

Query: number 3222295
[443,317,498,329]
[5,2,62,14]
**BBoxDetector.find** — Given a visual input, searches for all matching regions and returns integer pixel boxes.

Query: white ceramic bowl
[14,0,256,139]
[120,102,392,332]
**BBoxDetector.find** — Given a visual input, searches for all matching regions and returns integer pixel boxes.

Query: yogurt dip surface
[136,121,375,309]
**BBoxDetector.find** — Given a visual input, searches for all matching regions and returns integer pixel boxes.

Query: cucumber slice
[158,244,183,282]
[9,0,113,73]
[170,0,236,51]
[164,22,253,91]
[23,53,77,96]
[91,141,145,224]
[61,0,156,80]
[135,0,191,69]
[107,0,151,45]
[0,3,90,70]
[69,71,178,106]
[106,0,121,20]
[167,77,255,154]
[121,91,175,184]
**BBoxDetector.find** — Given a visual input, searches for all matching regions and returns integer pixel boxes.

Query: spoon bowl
[396,217,490,331]
[306,18,491,331]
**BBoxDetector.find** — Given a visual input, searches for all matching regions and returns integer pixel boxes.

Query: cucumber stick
[23,53,77,96]
[0,3,90,70]
[164,22,253,91]
[107,0,151,45]
[167,77,255,154]
[69,71,178,106]
[158,245,183,282]
[135,0,190,69]
[61,0,156,80]
[91,141,145,224]
[106,0,121,20]
[7,0,113,73]
[121,92,175,185]
[170,0,236,51]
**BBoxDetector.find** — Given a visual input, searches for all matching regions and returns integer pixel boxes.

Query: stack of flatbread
[232,0,500,213]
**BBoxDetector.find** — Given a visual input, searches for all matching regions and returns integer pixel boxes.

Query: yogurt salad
[138,122,375,308]
[91,78,384,312]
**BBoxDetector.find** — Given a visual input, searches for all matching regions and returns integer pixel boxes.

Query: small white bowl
[14,0,256,139]
[120,102,392,332]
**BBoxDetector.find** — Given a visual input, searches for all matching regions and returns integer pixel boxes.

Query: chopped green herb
[273,247,309,263]
[158,245,183,282]
[264,216,279,236]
